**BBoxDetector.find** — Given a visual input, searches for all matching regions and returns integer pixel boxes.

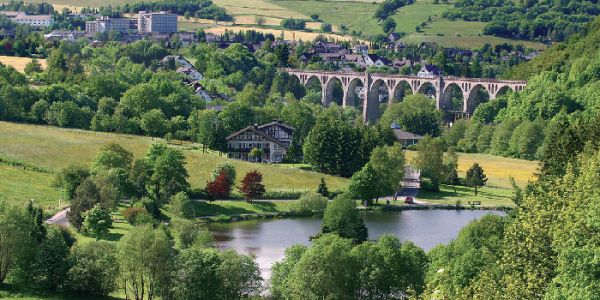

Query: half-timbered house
[226,121,295,163]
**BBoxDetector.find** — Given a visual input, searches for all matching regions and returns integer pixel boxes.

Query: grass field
[417,184,515,207]
[405,150,538,189]
[403,19,547,49]
[0,165,61,210]
[30,0,546,48]
[0,122,349,206]
[0,121,539,208]
[0,56,46,73]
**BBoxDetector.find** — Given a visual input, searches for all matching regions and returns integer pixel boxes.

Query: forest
[445,0,600,42]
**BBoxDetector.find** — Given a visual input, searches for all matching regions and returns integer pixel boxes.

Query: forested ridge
[422,15,600,299]
[445,0,600,42]
[436,16,600,162]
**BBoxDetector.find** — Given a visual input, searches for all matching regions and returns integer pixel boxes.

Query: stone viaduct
[281,68,527,122]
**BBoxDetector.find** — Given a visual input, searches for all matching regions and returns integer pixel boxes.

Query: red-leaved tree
[205,170,232,201]
[238,170,265,204]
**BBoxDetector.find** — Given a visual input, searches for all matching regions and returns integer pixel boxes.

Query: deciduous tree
[238,171,265,204]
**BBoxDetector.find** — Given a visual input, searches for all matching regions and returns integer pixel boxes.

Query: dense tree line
[0,1,54,14]
[445,0,600,42]
[281,18,306,30]
[437,15,600,161]
[126,0,232,21]
[373,0,415,21]
[0,201,262,298]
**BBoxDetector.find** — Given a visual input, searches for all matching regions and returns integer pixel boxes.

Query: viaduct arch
[282,68,527,123]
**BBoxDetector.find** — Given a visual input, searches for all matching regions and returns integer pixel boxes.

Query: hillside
[505,16,600,80]
[24,0,545,48]
[0,121,350,208]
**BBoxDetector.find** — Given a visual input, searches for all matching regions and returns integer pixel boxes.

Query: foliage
[206,170,233,200]
[320,193,368,243]
[218,249,263,298]
[349,163,380,205]
[123,206,152,225]
[170,247,223,299]
[465,163,487,195]
[168,191,195,219]
[67,178,117,230]
[238,170,265,203]
[0,201,36,284]
[126,0,233,21]
[82,204,113,240]
[146,143,190,204]
[117,226,173,300]
[379,95,442,136]
[67,241,118,296]
[424,214,506,299]
[281,18,306,30]
[369,144,405,197]
[414,135,445,191]
[316,177,329,198]
[304,106,384,177]
[271,233,427,299]
[53,165,89,200]
[445,0,600,42]
[291,192,328,213]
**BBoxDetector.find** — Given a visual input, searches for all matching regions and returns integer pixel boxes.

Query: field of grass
[405,150,538,189]
[193,200,296,216]
[0,165,61,210]
[417,184,515,207]
[403,19,547,49]
[0,56,46,73]
[198,25,360,42]
[27,0,138,8]
[0,121,349,202]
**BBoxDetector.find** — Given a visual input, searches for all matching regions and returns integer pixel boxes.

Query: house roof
[258,120,295,132]
[420,64,441,74]
[392,128,423,141]
[226,125,288,148]
[366,54,391,65]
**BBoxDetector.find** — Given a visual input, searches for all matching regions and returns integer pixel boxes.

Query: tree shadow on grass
[193,201,280,216]
[105,232,125,242]
[251,201,279,212]
[0,283,122,300]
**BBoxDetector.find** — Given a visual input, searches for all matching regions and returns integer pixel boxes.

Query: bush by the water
[291,192,328,214]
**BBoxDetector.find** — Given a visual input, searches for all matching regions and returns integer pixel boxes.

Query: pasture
[0,122,350,207]
[405,150,538,189]
[0,56,46,73]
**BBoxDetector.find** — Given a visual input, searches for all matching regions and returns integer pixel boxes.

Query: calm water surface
[208,210,505,278]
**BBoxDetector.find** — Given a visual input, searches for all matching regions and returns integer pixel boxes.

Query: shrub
[123,207,151,225]
[292,192,329,214]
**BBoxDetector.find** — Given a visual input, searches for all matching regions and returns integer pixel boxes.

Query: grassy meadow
[26,0,547,48]
[0,121,349,207]
[405,150,538,189]
[0,56,47,73]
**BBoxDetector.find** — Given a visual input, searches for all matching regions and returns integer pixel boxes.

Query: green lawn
[0,122,349,198]
[0,286,121,300]
[416,184,515,207]
[270,0,450,36]
[403,19,546,49]
[193,200,296,217]
[0,165,61,210]
[405,150,538,189]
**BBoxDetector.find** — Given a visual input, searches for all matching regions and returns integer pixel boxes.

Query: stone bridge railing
[280,68,527,122]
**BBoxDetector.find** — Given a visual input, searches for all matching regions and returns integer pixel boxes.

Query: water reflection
[208,210,505,279]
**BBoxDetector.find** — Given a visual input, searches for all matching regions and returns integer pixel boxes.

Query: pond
[208,209,505,279]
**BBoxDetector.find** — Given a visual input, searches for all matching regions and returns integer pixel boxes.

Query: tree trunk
[474,186,478,196]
